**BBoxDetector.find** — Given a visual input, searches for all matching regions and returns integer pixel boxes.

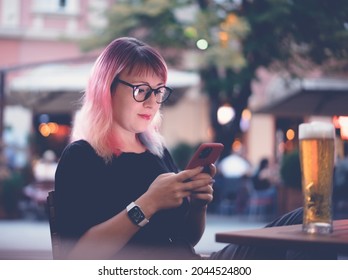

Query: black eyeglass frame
[115,78,173,104]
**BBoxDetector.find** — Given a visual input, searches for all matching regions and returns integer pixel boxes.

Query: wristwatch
[126,202,149,227]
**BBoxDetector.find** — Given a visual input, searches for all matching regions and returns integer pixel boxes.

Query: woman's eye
[155,88,164,94]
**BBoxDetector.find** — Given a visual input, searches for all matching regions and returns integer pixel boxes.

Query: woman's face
[111,71,163,135]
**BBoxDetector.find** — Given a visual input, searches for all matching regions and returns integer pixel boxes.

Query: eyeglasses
[116,79,173,104]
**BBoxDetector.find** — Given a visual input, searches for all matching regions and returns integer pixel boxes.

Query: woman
[55,37,336,260]
[55,37,214,259]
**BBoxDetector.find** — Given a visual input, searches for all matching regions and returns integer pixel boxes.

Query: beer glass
[299,122,335,234]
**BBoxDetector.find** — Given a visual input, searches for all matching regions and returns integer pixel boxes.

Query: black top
[55,140,198,259]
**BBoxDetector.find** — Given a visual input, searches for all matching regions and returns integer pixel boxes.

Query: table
[215,219,348,253]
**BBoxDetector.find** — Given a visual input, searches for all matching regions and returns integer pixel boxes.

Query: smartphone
[185,143,224,170]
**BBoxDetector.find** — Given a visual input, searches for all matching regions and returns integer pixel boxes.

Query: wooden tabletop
[215,219,348,252]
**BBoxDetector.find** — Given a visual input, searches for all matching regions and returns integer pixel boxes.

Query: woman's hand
[189,164,216,208]
[141,166,213,214]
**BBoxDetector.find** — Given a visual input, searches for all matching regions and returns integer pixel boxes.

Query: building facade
[0,0,110,66]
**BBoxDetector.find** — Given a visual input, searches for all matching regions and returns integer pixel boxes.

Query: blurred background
[0,0,348,259]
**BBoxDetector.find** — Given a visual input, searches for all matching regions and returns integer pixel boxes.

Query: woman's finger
[176,166,204,182]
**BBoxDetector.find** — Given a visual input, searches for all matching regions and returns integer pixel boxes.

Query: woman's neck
[118,133,146,153]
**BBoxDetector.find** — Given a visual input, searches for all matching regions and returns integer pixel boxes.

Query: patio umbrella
[7,63,200,113]
[253,77,348,117]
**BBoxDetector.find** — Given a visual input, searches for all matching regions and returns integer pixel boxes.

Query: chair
[46,190,62,259]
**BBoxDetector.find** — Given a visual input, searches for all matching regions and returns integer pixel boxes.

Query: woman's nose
[143,91,157,106]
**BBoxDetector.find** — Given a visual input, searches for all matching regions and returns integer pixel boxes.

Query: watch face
[128,206,145,224]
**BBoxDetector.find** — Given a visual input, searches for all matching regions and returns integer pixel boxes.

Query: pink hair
[71,37,167,162]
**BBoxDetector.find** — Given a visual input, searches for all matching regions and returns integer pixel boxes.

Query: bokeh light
[217,104,235,125]
[196,39,208,50]
[286,129,295,141]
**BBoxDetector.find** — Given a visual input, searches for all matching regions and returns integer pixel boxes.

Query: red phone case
[185,143,224,169]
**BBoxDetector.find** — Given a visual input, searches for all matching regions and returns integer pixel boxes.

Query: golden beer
[299,122,335,234]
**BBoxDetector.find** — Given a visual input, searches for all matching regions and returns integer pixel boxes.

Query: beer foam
[299,122,335,139]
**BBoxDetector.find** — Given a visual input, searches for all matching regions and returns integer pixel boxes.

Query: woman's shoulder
[67,139,93,149]
[60,139,100,163]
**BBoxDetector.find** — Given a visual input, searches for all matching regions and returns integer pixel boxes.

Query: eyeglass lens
[134,85,170,103]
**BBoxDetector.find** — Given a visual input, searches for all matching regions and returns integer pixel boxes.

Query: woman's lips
[138,114,151,120]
